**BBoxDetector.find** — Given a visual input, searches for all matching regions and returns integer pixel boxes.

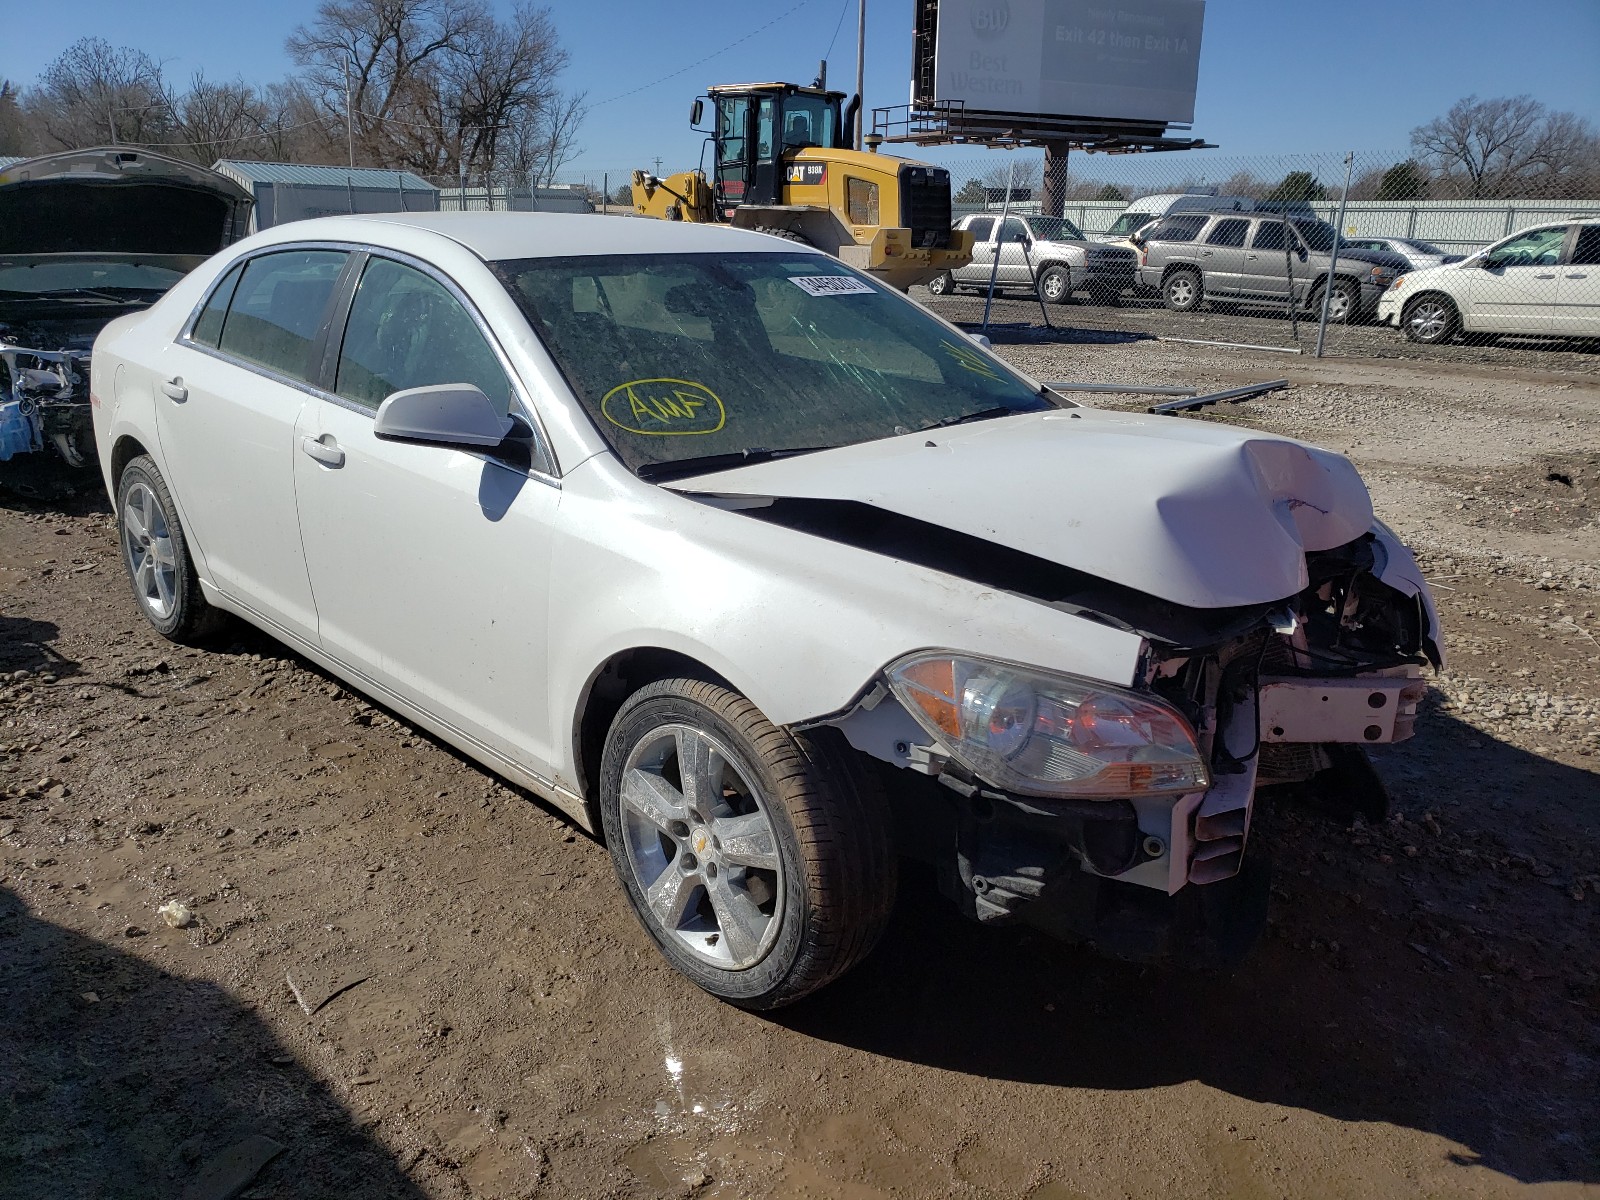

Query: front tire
[1037,265,1073,305]
[115,455,226,644]
[1401,294,1460,344]
[1314,277,1361,324]
[925,271,954,297]
[1163,268,1202,312]
[599,678,895,1009]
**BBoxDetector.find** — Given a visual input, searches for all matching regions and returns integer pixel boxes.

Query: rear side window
[334,257,513,415]
[1252,221,1288,251]
[216,250,347,380]
[966,217,994,241]
[1569,226,1600,266]
[1148,214,1208,243]
[190,263,243,348]
[1205,219,1249,247]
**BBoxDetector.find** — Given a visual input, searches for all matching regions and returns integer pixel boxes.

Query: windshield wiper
[636,446,829,483]
[13,287,156,305]
[919,406,1018,432]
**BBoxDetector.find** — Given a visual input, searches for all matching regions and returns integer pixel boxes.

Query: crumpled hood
[667,407,1375,609]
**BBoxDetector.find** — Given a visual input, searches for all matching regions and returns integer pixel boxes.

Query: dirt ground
[2,333,1597,1199]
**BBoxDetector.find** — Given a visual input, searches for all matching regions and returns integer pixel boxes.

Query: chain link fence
[913,149,1600,360]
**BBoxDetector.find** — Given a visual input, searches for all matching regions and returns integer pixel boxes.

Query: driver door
[291,254,563,775]
[1461,225,1567,333]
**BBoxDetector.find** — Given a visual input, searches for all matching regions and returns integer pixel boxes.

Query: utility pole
[854,0,866,150]
[653,156,663,176]
[344,61,355,169]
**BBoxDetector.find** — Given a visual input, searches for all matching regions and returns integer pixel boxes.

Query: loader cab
[700,83,846,214]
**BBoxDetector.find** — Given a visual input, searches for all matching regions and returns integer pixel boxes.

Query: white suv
[1378,219,1600,343]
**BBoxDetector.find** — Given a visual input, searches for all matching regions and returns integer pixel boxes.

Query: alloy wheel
[618,723,783,970]
[122,481,178,621]
[1408,300,1449,341]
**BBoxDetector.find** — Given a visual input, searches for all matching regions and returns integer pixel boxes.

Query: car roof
[243,211,822,263]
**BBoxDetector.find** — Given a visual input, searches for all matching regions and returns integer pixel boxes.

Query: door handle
[1566,273,1589,279]
[1247,253,1259,259]
[1535,273,1556,279]
[300,435,345,468]
[160,378,187,402]
[1201,250,1213,257]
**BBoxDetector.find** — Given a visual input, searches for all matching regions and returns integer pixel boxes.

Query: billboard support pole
[981,160,1015,332]
[1043,141,1069,218]
[854,0,866,150]
[1314,151,1356,359]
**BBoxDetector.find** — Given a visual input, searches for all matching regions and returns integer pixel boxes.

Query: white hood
[667,407,1374,610]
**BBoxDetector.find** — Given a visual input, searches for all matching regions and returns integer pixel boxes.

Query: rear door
[1198,217,1251,296]
[954,217,995,282]
[1557,224,1600,336]
[155,247,348,642]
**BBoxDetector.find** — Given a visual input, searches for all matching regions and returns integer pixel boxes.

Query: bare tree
[166,75,276,165]
[287,0,574,176]
[0,80,26,156]
[23,38,171,150]
[1410,94,1599,198]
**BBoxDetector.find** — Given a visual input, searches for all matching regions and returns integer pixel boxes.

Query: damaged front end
[819,524,1439,968]
[0,326,95,466]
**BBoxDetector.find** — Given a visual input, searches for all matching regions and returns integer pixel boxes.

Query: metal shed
[210,160,439,231]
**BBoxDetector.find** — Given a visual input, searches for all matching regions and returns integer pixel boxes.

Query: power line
[821,0,853,63]
[588,1,810,109]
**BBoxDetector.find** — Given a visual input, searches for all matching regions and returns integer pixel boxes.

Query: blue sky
[19,0,1600,183]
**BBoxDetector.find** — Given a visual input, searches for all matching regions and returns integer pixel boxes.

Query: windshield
[1027,217,1086,242]
[1290,219,1340,253]
[780,94,839,150]
[0,260,182,299]
[494,252,1052,476]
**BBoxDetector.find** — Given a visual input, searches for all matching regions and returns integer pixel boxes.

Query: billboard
[931,0,1205,126]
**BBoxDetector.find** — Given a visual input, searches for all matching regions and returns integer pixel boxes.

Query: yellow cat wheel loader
[631,82,972,291]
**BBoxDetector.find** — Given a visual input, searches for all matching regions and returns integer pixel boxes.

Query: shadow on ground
[0,889,426,1199]
[779,713,1600,1186]
[0,616,80,681]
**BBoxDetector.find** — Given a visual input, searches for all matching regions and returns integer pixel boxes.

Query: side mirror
[374,384,515,449]
[690,98,704,127]
[967,333,992,349]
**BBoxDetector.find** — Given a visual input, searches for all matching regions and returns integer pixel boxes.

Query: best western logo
[970,1,1009,38]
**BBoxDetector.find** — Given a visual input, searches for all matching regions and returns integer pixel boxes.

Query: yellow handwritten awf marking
[941,340,1002,381]
[601,378,726,436]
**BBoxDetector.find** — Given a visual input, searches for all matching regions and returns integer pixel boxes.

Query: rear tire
[1401,294,1460,345]
[115,455,227,644]
[754,226,809,245]
[925,271,954,297]
[1163,268,1202,312]
[1037,265,1073,305]
[599,678,896,1009]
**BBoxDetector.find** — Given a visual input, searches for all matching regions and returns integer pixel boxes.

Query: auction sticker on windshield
[601,378,725,436]
[789,275,875,297]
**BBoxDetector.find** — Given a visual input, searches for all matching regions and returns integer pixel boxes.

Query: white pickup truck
[928,213,1138,305]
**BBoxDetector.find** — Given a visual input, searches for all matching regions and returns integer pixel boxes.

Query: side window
[1572,226,1600,266]
[967,217,995,242]
[217,250,347,379]
[334,257,514,416]
[1150,214,1208,243]
[1000,218,1029,243]
[1252,221,1288,251]
[190,262,244,348]
[1205,218,1249,247]
[1489,226,1567,266]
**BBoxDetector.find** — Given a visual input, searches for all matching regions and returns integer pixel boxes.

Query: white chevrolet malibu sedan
[91,213,1442,1007]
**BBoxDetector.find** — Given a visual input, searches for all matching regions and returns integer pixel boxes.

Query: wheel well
[1161,263,1200,283]
[1402,289,1456,315]
[109,436,150,493]
[573,647,731,824]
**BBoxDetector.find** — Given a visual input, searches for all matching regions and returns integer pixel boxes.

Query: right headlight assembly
[885,652,1210,799]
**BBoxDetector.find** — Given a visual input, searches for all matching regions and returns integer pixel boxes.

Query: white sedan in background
[92,213,1441,1007]
[1379,218,1600,343]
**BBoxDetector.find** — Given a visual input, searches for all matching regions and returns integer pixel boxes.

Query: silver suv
[1135,212,1410,323]
[930,214,1138,305]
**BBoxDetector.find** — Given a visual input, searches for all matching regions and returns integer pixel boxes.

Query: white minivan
[1377,219,1600,343]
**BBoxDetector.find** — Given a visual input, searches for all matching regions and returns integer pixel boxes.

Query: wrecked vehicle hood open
[0,147,252,269]
[665,407,1375,611]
